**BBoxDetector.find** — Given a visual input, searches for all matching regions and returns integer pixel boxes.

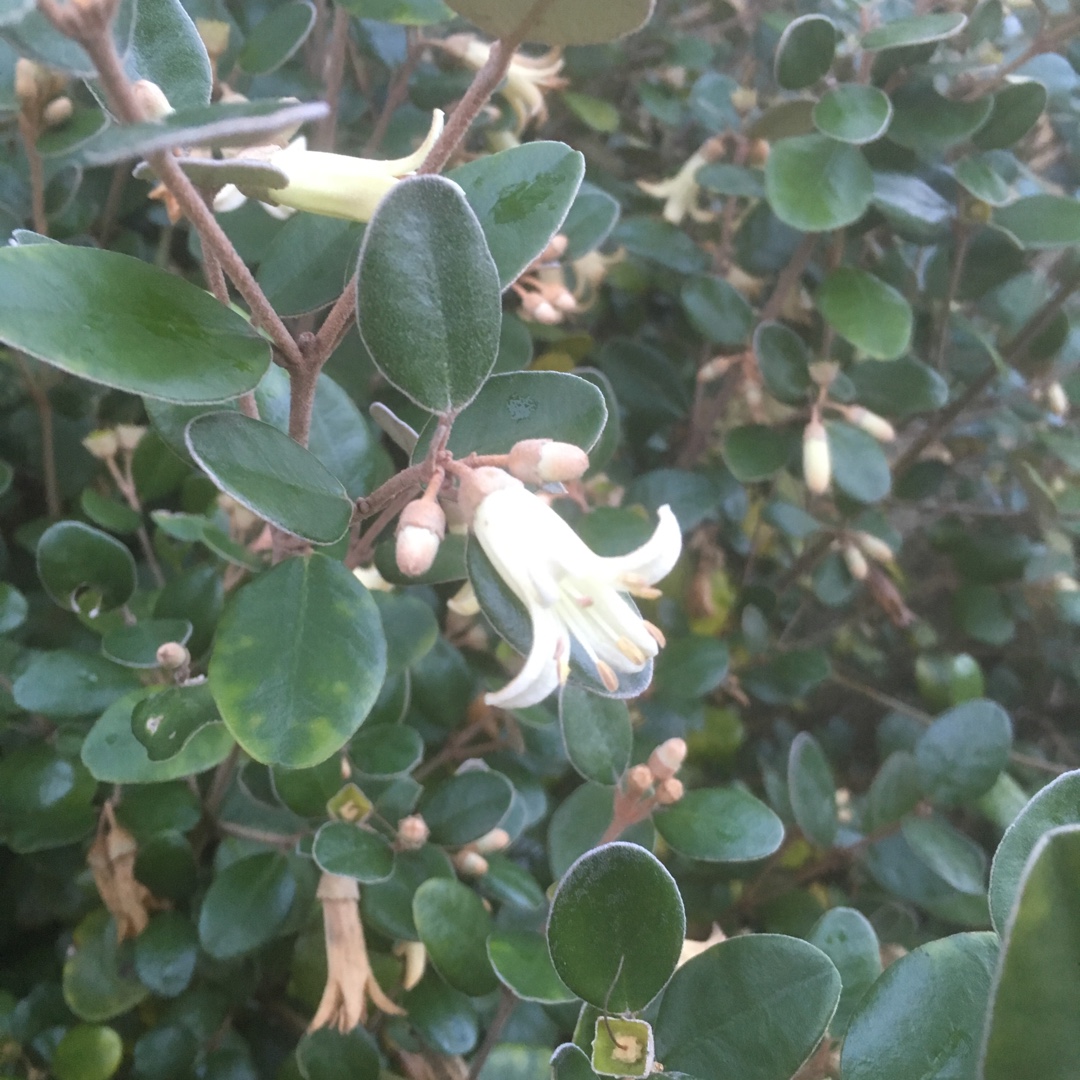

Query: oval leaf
[443,0,654,45]
[559,685,632,785]
[775,15,836,91]
[915,698,1012,806]
[413,878,497,996]
[813,84,892,144]
[653,787,784,863]
[765,135,873,232]
[487,930,577,1003]
[312,821,395,883]
[37,521,136,613]
[817,267,912,360]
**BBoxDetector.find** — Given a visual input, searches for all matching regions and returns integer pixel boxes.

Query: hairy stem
[17,116,48,235]
[15,354,60,517]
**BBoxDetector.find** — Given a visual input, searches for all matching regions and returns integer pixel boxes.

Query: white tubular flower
[215,110,444,222]
[465,470,682,710]
[637,136,724,225]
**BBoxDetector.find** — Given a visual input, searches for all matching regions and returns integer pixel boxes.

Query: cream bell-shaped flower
[214,110,444,222]
[637,136,724,225]
[463,468,681,710]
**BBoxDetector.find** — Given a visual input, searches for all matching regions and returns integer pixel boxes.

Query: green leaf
[915,698,1012,806]
[808,908,881,1035]
[237,0,315,74]
[612,217,709,273]
[102,619,192,668]
[988,769,1080,933]
[559,685,632,785]
[415,370,607,461]
[953,155,1013,206]
[902,815,987,895]
[0,745,97,853]
[655,934,840,1079]
[123,0,211,109]
[848,357,947,417]
[774,14,836,91]
[871,172,953,243]
[71,100,327,165]
[402,974,478,1056]
[442,0,654,45]
[653,787,784,862]
[209,555,386,768]
[336,0,449,22]
[488,931,577,1003]
[419,770,513,846]
[841,932,997,1080]
[0,247,269,402]
[80,489,142,535]
[357,175,502,413]
[743,648,830,705]
[551,1043,597,1080]
[413,878,497,996]
[450,141,584,289]
[133,912,198,998]
[653,635,729,702]
[350,723,424,776]
[813,84,892,144]
[547,843,685,1012]
[63,911,149,1022]
[993,194,1080,249]
[862,12,966,49]
[186,412,353,545]
[954,582,1015,646]
[765,135,872,232]
[788,732,838,847]
[361,845,455,940]
[981,825,1080,1080]
[826,421,892,504]
[312,821,395,883]
[198,852,297,959]
[297,1028,380,1080]
[37,520,135,613]
[817,267,912,360]
[14,650,140,717]
[562,183,620,259]
[867,751,923,830]
[53,1025,123,1080]
[888,86,993,154]
[755,322,812,404]
[681,275,753,346]
[723,424,799,482]
[0,582,27,634]
[972,79,1047,150]
[82,690,234,783]
[1,0,134,76]
[547,784,655,880]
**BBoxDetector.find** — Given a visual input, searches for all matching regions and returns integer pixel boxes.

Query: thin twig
[363,27,422,154]
[15,354,60,517]
[468,987,517,1080]
[314,4,351,150]
[932,219,970,372]
[17,116,48,235]
[98,163,128,245]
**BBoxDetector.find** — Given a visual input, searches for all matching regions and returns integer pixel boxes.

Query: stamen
[558,658,571,685]
[616,637,648,665]
[643,621,667,647]
[620,573,662,600]
[596,661,619,693]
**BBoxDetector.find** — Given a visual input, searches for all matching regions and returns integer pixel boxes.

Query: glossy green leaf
[656,934,840,1080]
[37,521,135,613]
[450,141,584,289]
[209,555,386,768]
[862,12,966,50]
[361,845,455,940]
[559,685,632,785]
[548,843,684,1012]
[848,357,947,417]
[372,590,439,676]
[902,815,987,895]
[63,911,149,1022]
[743,648,830,704]
[237,0,315,74]
[83,690,234,783]
[563,90,620,132]
[842,932,997,1080]
[488,930,576,1003]
[915,698,1012,806]
[993,194,1080,249]
[953,155,1013,206]
[981,825,1080,1080]
[813,84,892,144]
[357,175,501,413]
[419,770,513,846]
[871,171,953,243]
[653,636,729,702]
[0,745,97,853]
[654,787,784,862]
[681,275,753,346]
[788,732,838,847]
[312,821,395,883]
[0,247,269,402]
[888,86,993,154]
[415,370,607,461]
[130,682,222,761]
[954,582,1015,645]
[774,15,836,91]
[123,0,211,109]
[297,1028,380,1080]
[80,489,142,535]
[765,135,872,232]
[14,650,140,717]
[53,1024,123,1080]
[350,723,423,776]
[988,769,1080,933]
[547,783,655,880]
[0,582,27,634]
[199,852,297,959]
[102,619,192,669]
[186,412,353,545]
[867,751,923,829]
[723,423,798,482]
[808,907,881,1035]
[754,321,812,404]
[402,974,478,1056]
[551,1043,597,1080]
[827,421,892,504]
[442,0,654,45]
[133,912,198,998]
[562,182,620,259]
[612,216,709,273]
[413,878,497,996]
[817,267,912,360]
[972,79,1047,150]
[72,99,327,165]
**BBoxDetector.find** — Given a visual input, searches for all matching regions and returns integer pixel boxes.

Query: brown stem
[960,14,1080,100]
[932,218,970,372]
[18,116,48,236]
[202,241,229,306]
[363,28,422,154]
[314,4,350,150]
[311,272,359,365]
[760,232,818,322]
[15,355,60,516]
[468,987,517,1080]
[98,163,128,245]
[288,351,320,447]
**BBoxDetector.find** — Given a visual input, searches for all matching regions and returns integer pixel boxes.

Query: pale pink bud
[625,764,654,796]
[854,531,895,564]
[655,778,684,805]
[803,420,831,495]
[552,287,577,312]
[507,439,590,485]
[538,234,568,263]
[156,641,190,670]
[397,815,429,850]
[452,850,489,877]
[115,424,146,452]
[472,827,511,854]
[533,299,561,324]
[83,429,119,460]
[647,737,687,782]
[847,406,895,443]
[42,96,73,127]
[842,543,868,582]
[132,79,174,121]
[395,499,446,577]
[1048,382,1069,417]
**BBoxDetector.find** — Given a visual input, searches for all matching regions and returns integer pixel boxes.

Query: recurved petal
[603,504,682,586]
[485,606,567,710]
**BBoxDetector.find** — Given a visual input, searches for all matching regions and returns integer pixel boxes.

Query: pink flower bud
[854,531,894,564]
[453,850,489,877]
[507,439,590,485]
[625,764,654,796]
[1048,382,1069,417]
[473,827,511,854]
[655,777,684,805]
[156,641,190,670]
[395,499,446,577]
[847,406,895,443]
[647,737,687,781]
[803,420,831,495]
[397,815,429,850]
[842,543,868,582]
[132,79,174,121]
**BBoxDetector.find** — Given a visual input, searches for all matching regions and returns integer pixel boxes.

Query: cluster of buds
[512,235,578,325]
[605,738,688,842]
[82,423,146,461]
[450,826,510,879]
[14,58,72,133]
[837,530,895,583]
[395,814,431,851]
